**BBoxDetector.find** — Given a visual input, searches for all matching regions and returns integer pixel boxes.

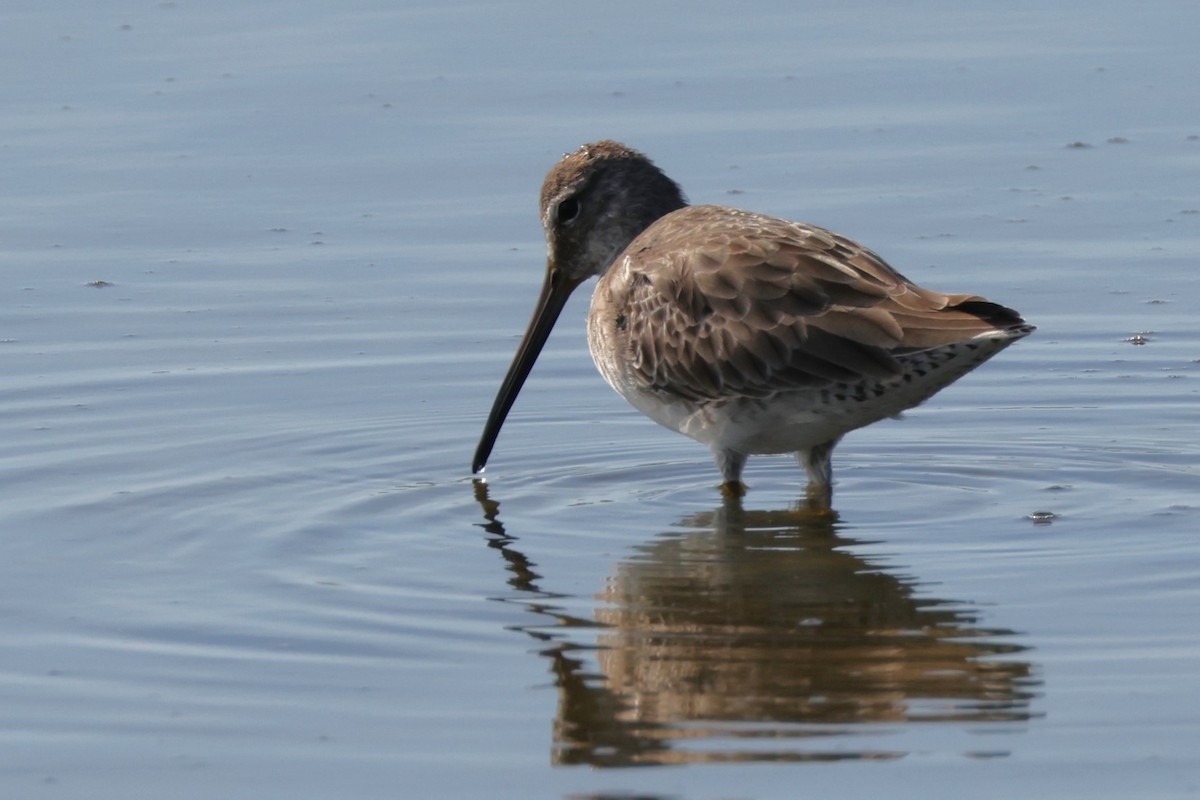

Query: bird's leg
[713,448,747,497]
[798,439,839,512]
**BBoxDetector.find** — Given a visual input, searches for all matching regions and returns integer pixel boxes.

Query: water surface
[2,1,1199,798]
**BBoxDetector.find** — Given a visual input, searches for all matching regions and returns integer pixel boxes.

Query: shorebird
[473,140,1032,507]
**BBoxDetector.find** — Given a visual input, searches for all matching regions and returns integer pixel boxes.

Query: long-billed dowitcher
[473,140,1032,507]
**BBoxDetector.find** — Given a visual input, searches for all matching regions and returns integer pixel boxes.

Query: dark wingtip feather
[949,299,1030,332]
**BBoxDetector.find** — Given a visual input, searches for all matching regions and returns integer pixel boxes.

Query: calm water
[3,2,1199,798]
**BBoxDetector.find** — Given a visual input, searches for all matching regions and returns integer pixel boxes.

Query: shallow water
[2,1,1199,798]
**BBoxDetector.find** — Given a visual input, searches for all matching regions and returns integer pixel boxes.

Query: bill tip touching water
[473,140,1033,507]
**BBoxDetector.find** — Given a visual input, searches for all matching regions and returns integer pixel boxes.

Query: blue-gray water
[3,2,1198,798]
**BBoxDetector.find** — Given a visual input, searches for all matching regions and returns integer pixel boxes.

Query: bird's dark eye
[556,197,580,224]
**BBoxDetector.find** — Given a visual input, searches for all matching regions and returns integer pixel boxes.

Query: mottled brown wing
[613,205,1019,402]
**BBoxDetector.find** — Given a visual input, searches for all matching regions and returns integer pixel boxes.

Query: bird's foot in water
[719,480,747,498]
[802,482,835,517]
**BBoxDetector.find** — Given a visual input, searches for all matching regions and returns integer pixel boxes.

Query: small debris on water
[1126,334,1149,345]
[1027,510,1057,524]
[86,280,114,288]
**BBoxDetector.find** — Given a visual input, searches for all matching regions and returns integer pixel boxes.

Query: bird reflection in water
[473,481,1039,766]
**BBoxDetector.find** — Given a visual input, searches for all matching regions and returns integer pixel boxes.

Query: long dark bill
[472,264,583,473]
